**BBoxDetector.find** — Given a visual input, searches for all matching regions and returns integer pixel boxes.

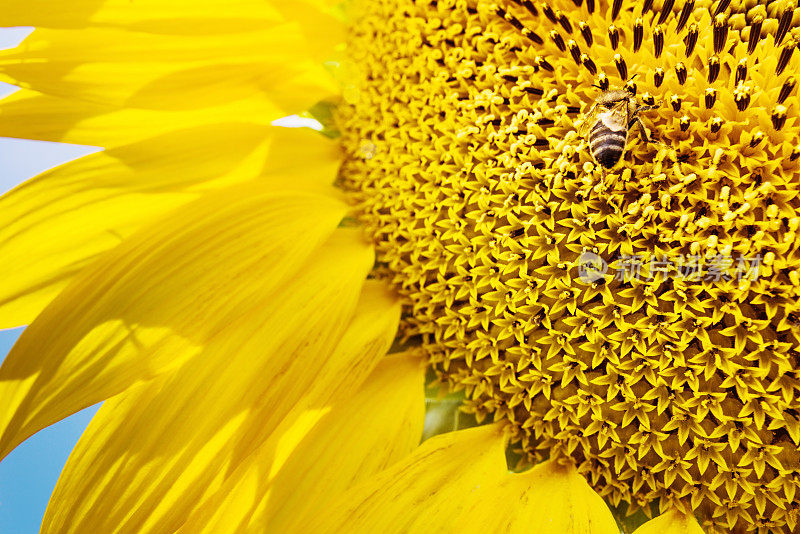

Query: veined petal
[0,125,339,327]
[251,354,425,533]
[275,280,404,410]
[449,460,620,534]
[42,229,375,534]
[297,424,505,533]
[0,26,335,112]
[0,183,349,460]
[299,424,619,534]
[179,316,423,533]
[632,509,705,534]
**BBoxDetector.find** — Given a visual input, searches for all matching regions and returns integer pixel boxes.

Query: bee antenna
[628,74,639,82]
[592,83,603,90]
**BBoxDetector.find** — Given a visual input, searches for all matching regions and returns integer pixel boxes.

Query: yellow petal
[0,88,282,147]
[180,345,424,533]
[450,460,621,534]
[0,26,335,112]
[0,183,349,460]
[1,0,340,41]
[259,354,425,533]
[277,280,404,412]
[1,0,284,33]
[632,509,705,534]
[0,125,339,327]
[299,425,619,534]
[269,2,345,62]
[42,229,374,534]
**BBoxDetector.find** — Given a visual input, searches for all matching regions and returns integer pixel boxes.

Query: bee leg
[631,116,679,167]
[629,116,669,148]
[627,117,648,142]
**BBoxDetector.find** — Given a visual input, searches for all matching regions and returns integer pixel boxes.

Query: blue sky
[0,328,99,532]
[0,28,103,532]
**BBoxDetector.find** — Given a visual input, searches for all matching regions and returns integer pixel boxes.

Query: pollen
[338,0,800,532]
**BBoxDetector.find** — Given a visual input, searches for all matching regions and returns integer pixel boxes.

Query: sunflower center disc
[340,0,800,531]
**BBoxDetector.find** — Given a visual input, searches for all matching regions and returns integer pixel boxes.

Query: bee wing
[599,101,629,131]
[578,104,601,137]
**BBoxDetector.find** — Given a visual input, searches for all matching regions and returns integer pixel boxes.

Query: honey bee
[581,85,656,169]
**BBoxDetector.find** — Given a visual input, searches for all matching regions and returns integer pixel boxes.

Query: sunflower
[1,0,799,532]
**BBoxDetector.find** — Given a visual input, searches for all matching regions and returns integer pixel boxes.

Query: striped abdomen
[589,121,628,168]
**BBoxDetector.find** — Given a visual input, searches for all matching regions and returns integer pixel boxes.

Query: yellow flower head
[0,0,798,532]
[340,0,800,531]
